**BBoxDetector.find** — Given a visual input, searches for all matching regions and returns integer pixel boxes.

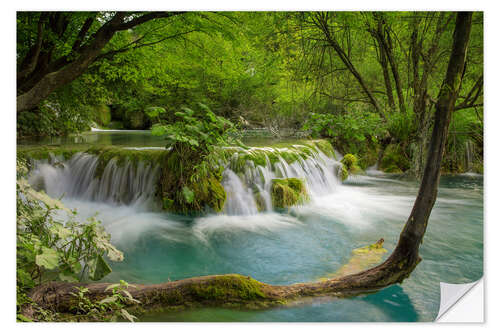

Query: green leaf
[105,283,121,292]
[182,186,195,204]
[120,309,138,322]
[50,223,72,239]
[188,138,199,147]
[99,295,118,304]
[35,247,59,270]
[88,254,112,281]
[144,106,166,118]
[151,124,167,137]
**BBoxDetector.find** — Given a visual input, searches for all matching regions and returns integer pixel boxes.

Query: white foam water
[28,144,344,215]
[28,152,160,210]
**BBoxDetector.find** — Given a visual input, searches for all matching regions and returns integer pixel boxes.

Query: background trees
[16,11,483,175]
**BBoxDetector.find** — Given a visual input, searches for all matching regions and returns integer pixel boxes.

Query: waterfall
[221,145,342,215]
[464,140,474,172]
[27,142,343,215]
[28,152,161,210]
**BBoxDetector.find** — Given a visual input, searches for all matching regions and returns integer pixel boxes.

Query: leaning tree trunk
[23,12,473,319]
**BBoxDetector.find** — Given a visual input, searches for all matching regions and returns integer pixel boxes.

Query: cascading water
[222,145,342,215]
[27,143,343,215]
[28,152,161,210]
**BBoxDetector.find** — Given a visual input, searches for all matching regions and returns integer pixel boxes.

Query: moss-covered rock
[339,165,349,181]
[254,191,267,212]
[84,146,166,179]
[311,139,336,158]
[340,153,362,180]
[357,146,380,170]
[271,178,309,208]
[159,146,226,214]
[380,144,410,173]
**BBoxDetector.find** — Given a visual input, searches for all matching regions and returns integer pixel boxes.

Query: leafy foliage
[154,103,239,213]
[303,109,386,154]
[16,159,123,319]
[69,280,140,322]
[152,103,238,156]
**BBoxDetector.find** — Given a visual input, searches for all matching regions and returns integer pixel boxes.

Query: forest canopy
[16,11,483,174]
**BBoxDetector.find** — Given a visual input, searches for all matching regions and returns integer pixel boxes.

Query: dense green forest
[16,12,483,322]
[17,11,483,176]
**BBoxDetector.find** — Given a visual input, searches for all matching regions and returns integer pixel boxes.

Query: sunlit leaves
[35,247,60,270]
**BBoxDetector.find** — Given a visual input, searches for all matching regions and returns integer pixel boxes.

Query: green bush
[302,109,385,157]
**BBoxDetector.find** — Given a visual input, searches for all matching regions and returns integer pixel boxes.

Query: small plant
[69,280,140,322]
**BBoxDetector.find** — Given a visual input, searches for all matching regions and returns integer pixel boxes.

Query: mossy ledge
[225,139,336,174]
[17,146,84,165]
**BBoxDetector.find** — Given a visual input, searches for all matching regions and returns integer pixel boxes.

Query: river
[18,130,483,322]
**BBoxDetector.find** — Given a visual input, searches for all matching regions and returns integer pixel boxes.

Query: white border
[2,1,497,332]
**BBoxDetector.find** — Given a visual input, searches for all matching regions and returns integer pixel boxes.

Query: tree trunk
[373,25,396,111]
[23,12,473,319]
[383,30,406,113]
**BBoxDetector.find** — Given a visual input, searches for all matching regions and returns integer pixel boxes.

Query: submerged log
[23,12,473,320]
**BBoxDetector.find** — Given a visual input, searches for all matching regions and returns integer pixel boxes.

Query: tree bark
[23,12,473,319]
[371,24,396,111]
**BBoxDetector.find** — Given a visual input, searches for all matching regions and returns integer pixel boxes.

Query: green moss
[85,147,166,179]
[17,146,82,163]
[340,165,349,181]
[229,149,271,173]
[254,191,266,212]
[159,147,226,214]
[357,146,379,170]
[340,154,362,180]
[380,144,409,173]
[341,154,357,170]
[271,178,309,208]
[191,175,227,213]
[278,150,303,164]
[188,275,266,301]
[312,140,336,158]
